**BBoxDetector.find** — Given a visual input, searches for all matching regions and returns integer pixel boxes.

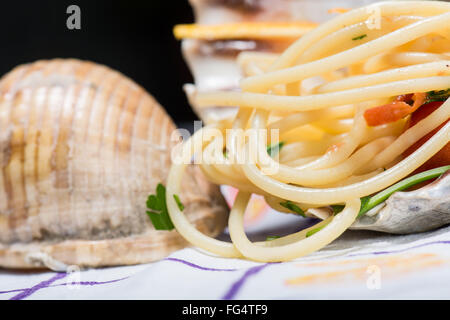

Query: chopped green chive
[306,225,326,237]
[267,142,285,157]
[266,235,281,241]
[173,194,185,211]
[279,200,306,217]
[352,34,367,41]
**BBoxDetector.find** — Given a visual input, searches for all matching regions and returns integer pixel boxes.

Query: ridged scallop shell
[0,59,228,270]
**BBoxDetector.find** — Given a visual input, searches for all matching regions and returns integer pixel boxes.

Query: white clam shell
[0,59,229,270]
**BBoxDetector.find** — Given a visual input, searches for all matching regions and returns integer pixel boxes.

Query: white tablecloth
[2,196,450,300]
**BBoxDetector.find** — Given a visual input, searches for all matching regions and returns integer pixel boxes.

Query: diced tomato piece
[364,93,427,127]
[364,101,413,126]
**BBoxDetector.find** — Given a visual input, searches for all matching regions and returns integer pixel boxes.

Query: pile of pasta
[167,1,450,262]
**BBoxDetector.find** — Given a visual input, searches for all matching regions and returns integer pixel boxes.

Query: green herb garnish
[352,34,367,41]
[279,200,306,217]
[330,205,345,214]
[146,183,177,230]
[425,88,450,104]
[266,235,281,241]
[267,142,285,157]
[173,194,185,211]
[306,225,326,237]
[223,148,229,159]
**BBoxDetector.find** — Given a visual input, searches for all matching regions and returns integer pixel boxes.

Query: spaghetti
[167,1,450,262]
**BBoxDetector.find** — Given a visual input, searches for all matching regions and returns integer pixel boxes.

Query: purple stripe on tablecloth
[348,240,450,257]
[165,257,238,272]
[50,276,129,288]
[9,272,67,300]
[3,240,448,300]
[222,263,272,300]
[1,275,129,298]
[0,288,28,295]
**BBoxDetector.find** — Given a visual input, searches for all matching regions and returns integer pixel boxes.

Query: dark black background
[0,0,196,124]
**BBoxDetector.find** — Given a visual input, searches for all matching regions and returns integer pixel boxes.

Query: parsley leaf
[267,142,285,157]
[330,205,345,214]
[425,88,450,104]
[279,200,306,217]
[146,183,178,231]
[352,34,367,41]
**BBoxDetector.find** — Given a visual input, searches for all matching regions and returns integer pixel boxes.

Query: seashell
[350,172,450,234]
[0,59,229,271]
